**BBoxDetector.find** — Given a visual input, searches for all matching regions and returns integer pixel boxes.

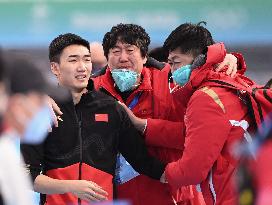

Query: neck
[71,88,88,104]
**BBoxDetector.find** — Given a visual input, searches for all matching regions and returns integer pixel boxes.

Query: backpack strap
[264,78,272,89]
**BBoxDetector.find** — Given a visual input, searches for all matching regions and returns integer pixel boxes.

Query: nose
[171,63,180,71]
[119,50,129,62]
[77,60,88,72]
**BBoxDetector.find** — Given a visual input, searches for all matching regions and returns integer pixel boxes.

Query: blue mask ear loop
[168,75,179,94]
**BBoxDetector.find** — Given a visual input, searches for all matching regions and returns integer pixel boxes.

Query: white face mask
[21,105,53,144]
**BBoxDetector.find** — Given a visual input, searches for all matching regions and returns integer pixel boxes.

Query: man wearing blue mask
[162,22,252,205]
[92,23,245,205]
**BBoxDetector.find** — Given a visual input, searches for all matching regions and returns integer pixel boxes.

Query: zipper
[77,111,83,205]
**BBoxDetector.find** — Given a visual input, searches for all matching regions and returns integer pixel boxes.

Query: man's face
[51,45,92,92]
[167,48,194,73]
[0,83,8,120]
[5,92,47,136]
[107,41,147,74]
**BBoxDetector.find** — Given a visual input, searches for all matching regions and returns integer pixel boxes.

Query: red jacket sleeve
[165,90,232,189]
[145,118,185,150]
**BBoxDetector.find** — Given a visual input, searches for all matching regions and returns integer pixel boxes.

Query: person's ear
[50,62,60,77]
[143,56,147,64]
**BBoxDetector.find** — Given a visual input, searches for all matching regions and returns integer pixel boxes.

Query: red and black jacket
[21,81,165,205]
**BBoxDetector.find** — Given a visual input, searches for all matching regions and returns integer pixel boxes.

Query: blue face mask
[21,105,53,144]
[111,69,139,92]
[172,64,192,86]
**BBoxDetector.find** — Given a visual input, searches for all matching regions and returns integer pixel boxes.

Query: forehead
[168,48,193,60]
[61,44,90,57]
[113,41,137,48]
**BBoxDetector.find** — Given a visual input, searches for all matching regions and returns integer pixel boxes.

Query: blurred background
[0,0,271,84]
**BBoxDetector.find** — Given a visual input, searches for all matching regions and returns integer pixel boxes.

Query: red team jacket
[166,43,251,205]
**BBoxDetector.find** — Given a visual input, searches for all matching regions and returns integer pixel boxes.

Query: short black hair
[163,21,215,58]
[102,23,150,59]
[148,46,168,62]
[49,33,90,63]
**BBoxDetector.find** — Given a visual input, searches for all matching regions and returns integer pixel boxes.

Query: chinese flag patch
[95,114,108,122]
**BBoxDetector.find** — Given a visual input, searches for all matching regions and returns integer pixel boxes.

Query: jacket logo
[95,114,109,122]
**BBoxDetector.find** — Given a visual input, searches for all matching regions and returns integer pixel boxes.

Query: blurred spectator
[90,41,107,74]
[0,53,60,205]
[237,112,272,205]
[254,113,272,205]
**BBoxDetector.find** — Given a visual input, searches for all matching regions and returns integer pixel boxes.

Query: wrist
[63,180,74,193]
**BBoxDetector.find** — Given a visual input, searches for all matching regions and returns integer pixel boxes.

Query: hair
[102,23,150,59]
[163,21,215,58]
[49,33,90,63]
[148,46,168,62]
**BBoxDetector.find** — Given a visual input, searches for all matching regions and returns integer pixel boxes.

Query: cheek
[86,63,92,73]
[171,66,179,73]
[171,63,182,72]
[131,56,143,70]
[59,67,74,82]
[108,57,118,68]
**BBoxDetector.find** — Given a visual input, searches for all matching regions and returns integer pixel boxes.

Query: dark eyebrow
[68,54,91,58]
[112,46,121,49]
[68,55,79,58]
[168,56,177,61]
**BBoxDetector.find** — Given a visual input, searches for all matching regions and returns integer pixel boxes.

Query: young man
[163,22,251,205]
[21,33,166,205]
[92,23,241,205]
